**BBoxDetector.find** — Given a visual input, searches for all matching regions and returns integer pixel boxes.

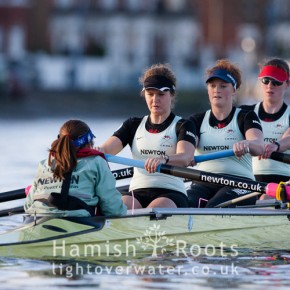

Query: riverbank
[0,89,209,119]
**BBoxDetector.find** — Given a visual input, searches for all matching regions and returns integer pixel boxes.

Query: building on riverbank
[0,0,289,106]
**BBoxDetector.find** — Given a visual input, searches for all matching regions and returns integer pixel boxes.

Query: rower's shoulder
[188,112,206,128]
[124,116,143,126]
[239,104,256,111]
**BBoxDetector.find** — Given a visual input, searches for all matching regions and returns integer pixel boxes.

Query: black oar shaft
[161,164,201,181]
[160,164,268,193]
[0,206,24,218]
[0,189,25,203]
[112,167,133,180]
[270,151,290,165]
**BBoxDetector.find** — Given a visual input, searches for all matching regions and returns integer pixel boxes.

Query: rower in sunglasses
[240,58,290,198]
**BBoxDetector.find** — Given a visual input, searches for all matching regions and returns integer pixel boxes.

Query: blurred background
[0,0,290,118]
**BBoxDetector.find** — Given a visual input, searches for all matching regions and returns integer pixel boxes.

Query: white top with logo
[195,109,254,180]
[253,102,290,175]
[130,115,186,194]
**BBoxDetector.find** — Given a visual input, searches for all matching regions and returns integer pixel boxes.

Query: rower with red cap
[241,58,290,193]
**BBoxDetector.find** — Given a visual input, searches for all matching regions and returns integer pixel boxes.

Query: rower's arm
[245,128,264,156]
[170,140,196,167]
[100,136,124,155]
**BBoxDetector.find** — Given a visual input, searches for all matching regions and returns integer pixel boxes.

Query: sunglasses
[261,77,283,87]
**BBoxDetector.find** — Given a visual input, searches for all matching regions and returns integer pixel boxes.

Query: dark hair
[48,120,91,179]
[206,59,242,89]
[260,57,290,80]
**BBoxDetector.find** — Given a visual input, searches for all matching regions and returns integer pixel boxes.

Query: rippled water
[0,118,290,289]
[1,244,290,290]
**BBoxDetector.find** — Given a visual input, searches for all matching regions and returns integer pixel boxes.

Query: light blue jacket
[24,156,127,217]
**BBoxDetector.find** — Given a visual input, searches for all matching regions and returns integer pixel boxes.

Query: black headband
[143,75,175,91]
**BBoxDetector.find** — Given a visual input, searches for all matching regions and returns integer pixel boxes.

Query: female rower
[99,63,196,209]
[24,119,127,217]
[241,58,290,198]
[187,59,264,208]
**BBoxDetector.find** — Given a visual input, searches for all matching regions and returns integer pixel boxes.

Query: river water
[0,118,290,290]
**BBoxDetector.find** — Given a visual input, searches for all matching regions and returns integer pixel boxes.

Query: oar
[111,150,233,182]
[192,149,234,162]
[0,206,24,218]
[0,150,234,213]
[0,167,134,204]
[0,183,131,218]
[0,150,233,204]
[0,188,25,203]
[104,149,234,170]
[105,154,290,201]
[217,151,290,208]
[270,151,290,164]
[214,192,262,208]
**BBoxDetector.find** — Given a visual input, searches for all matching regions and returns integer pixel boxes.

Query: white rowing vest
[195,109,254,180]
[130,115,186,194]
[253,102,290,176]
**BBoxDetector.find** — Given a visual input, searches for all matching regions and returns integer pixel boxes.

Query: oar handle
[106,154,145,169]
[270,151,290,165]
[194,150,234,163]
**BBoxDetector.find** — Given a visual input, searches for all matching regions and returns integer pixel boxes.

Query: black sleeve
[113,117,142,148]
[176,119,197,147]
[188,112,206,138]
[237,110,263,138]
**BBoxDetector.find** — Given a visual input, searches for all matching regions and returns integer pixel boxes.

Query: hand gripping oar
[105,154,290,204]
[270,151,290,164]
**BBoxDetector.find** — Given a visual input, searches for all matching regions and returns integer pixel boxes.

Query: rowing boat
[1,151,290,261]
[0,206,289,261]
